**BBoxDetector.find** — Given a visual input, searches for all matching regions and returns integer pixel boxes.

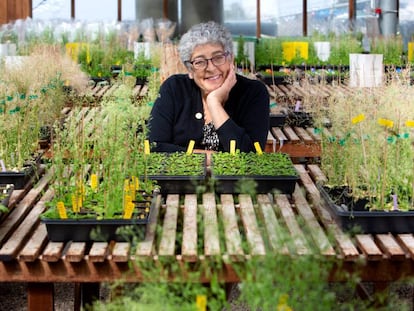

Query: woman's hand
[205,65,236,129]
[206,65,237,106]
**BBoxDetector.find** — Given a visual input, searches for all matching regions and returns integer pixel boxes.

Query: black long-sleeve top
[147,73,269,152]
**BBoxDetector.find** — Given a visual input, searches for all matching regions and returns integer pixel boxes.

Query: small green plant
[211,151,297,176]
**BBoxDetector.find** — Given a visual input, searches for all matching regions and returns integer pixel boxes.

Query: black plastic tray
[42,194,156,242]
[42,217,150,242]
[146,175,206,195]
[213,175,299,194]
[318,184,414,234]
[269,113,287,128]
[0,168,34,189]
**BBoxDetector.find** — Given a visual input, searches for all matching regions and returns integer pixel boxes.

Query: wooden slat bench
[1,164,414,310]
[265,126,322,162]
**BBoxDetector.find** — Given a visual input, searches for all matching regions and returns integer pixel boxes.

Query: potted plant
[211,150,298,194]
[41,82,156,242]
[315,79,414,234]
[138,151,207,195]
[133,52,154,86]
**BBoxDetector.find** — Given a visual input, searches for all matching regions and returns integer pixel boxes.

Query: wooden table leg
[27,282,54,311]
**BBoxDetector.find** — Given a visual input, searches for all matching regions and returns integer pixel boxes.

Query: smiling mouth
[205,74,221,81]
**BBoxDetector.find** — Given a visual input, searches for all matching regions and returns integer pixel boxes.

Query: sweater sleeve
[216,78,269,152]
[147,76,187,152]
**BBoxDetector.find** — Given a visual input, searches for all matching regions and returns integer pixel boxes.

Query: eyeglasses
[185,52,230,70]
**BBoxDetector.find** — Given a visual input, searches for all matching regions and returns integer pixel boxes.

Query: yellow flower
[351,114,365,124]
[378,118,394,128]
[405,120,414,127]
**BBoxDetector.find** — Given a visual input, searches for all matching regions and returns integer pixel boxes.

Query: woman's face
[188,43,233,96]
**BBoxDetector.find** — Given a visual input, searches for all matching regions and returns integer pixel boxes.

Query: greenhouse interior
[2,0,414,310]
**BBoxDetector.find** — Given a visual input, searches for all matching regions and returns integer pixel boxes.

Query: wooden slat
[18,224,48,262]
[274,194,310,255]
[95,85,111,98]
[375,234,406,260]
[219,194,244,260]
[139,84,149,97]
[238,195,266,256]
[282,126,301,143]
[111,242,130,262]
[355,235,384,260]
[295,164,360,259]
[396,234,414,259]
[0,187,54,261]
[132,85,142,97]
[41,242,65,262]
[64,242,86,262]
[306,164,328,185]
[0,167,51,247]
[294,126,314,144]
[158,194,179,257]
[271,127,288,141]
[256,194,289,254]
[202,193,220,257]
[181,194,198,262]
[135,194,161,258]
[88,242,108,262]
[292,187,336,256]
[306,127,322,142]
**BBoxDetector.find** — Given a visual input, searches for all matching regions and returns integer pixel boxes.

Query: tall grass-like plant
[45,82,149,219]
[317,78,414,211]
[0,45,88,171]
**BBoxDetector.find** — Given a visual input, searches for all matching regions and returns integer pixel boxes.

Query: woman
[148,21,269,153]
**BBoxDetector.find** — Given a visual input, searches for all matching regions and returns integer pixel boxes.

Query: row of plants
[253,31,407,68]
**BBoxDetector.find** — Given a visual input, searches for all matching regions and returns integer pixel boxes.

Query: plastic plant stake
[254,142,263,155]
[144,140,151,155]
[186,140,195,155]
[230,140,236,155]
[57,202,67,219]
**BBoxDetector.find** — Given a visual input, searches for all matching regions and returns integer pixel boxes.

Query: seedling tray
[42,217,150,242]
[318,184,414,234]
[213,175,299,194]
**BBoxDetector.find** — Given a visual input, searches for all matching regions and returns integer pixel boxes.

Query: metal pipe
[379,0,398,36]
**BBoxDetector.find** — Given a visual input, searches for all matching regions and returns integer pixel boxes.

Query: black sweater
[147,74,269,152]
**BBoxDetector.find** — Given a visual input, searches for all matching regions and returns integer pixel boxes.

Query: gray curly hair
[178,21,233,65]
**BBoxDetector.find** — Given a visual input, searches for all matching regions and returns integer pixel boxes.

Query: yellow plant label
[123,202,134,219]
[124,194,132,211]
[254,142,263,155]
[196,294,207,311]
[186,140,195,155]
[124,179,130,193]
[351,114,365,124]
[71,195,80,213]
[129,184,136,201]
[378,118,394,128]
[405,120,414,127]
[57,201,67,219]
[282,42,309,62]
[90,174,98,191]
[408,42,414,62]
[144,139,150,155]
[132,176,139,189]
[230,140,236,155]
